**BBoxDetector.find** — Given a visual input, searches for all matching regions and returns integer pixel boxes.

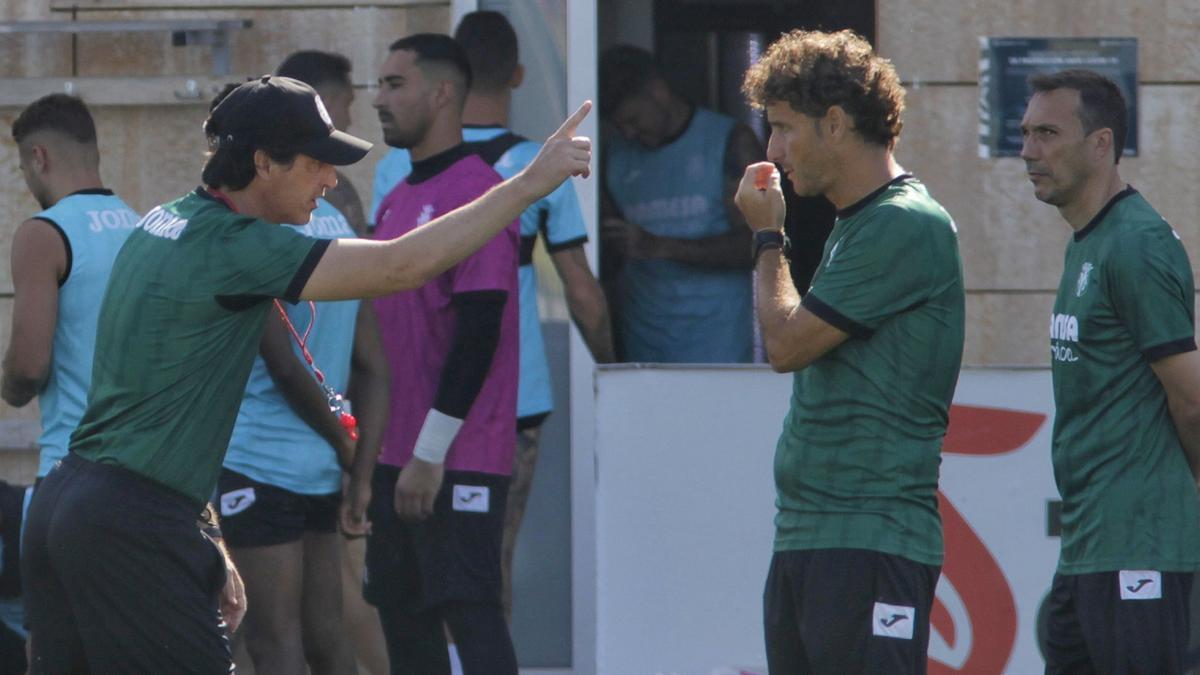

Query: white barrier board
[594,366,1057,674]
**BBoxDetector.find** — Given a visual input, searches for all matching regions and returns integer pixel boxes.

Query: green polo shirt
[70,188,329,507]
[774,175,965,566]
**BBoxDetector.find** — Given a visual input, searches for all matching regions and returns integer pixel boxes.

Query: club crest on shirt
[826,236,846,267]
[416,204,435,226]
[1076,262,1094,297]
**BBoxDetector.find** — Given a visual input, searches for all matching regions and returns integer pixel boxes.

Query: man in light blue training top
[3,94,139,477]
[599,44,763,363]
[372,11,614,620]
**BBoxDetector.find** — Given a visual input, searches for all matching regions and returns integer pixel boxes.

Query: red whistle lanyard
[207,187,359,442]
[273,296,359,443]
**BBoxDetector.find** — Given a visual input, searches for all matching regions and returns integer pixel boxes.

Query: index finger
[549,100,593,141]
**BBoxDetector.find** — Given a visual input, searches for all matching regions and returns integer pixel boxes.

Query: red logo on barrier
[928,404,1046,674]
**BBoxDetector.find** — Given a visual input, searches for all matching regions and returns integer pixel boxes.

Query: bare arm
[2,219,66,406]
[549,246,615,363]
[301,102,593,301]
[1151,349,1200,485]
[601,123,759,270]
[340,302,390,536]
[258,308,355,469]
[735,163,848,372]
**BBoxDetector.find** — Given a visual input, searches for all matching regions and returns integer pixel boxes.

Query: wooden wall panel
[879,0,1200,83]
[900,85,1200,294]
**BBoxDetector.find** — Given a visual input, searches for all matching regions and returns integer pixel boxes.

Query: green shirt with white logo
[70,189,329,507]
[1050,187,1200,574]
[774,175,965,566]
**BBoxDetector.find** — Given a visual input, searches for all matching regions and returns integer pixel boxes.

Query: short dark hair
[201,83,296,190]
[389,33,473,94]
[1029,69,1127,163]
[12,94,97,145]
[742,30,904,148]
[599,45,663,118]
[276,50,353,90]
[453,11,518,93]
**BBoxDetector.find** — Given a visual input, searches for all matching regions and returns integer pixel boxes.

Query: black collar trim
[463,123,504,130]
[66,188,113,197]
[1074,186,1138,241]
[836,173,913,220]
[408,143,473,185]
[659,105,696,148]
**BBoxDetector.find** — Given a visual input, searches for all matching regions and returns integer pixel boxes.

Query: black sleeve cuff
[545,235,589,254]
[282,238,332,303]
[802,293,873,340]
[1144,337,1197,363]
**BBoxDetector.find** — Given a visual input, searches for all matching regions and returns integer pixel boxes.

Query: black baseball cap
[208,75,371,165]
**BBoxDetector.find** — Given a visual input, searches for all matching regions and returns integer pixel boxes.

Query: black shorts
[216,468,339,548]
[1044,569,1193,674]
[363,464,508,613]
[763,548,940,675]
[22,453,231,674]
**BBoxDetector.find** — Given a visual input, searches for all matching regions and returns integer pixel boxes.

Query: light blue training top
[222,198,360,494]
[33,189,139,476]
[604,107,753,363]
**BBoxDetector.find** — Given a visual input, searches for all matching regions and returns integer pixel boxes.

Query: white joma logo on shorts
[872,601,915,639]
[219,487,256,516]
[1119,570,1162,600]
[452,485,489,513]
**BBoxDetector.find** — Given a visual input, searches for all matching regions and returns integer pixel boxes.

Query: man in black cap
[19,74,592,673]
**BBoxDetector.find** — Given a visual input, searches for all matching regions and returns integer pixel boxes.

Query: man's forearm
[0,370,42,407]
[566,284,615,363]
[346,361,388,482]
[268,362,353,463]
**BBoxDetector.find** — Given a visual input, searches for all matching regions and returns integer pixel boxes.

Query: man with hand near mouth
[735,29,964,674]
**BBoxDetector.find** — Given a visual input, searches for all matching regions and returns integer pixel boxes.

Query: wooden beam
[0,76,258,107]
[50,0,445,10]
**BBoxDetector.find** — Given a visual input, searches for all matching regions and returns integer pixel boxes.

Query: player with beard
[357,34,520,674]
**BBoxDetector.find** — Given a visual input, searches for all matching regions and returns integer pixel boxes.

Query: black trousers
[22,453,232,674]
[763,548,940,675]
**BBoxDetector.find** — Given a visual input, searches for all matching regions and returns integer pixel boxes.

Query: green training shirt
[775,175,965,566]
[70,189,329,507]
[1050,187,1200,574]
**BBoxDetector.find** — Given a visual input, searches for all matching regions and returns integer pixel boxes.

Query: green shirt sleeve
[1106,226,1196,361]
[212,217,330,304]
[803,205,935,338]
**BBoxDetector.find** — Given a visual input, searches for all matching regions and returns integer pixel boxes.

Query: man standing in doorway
[600,44,762,363]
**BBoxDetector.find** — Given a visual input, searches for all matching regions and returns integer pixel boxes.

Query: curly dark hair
[742,29,904,147]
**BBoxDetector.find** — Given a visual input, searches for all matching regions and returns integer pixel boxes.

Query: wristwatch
[752,229,790,263]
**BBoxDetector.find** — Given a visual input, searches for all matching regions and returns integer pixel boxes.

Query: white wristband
[411,409,463,464]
